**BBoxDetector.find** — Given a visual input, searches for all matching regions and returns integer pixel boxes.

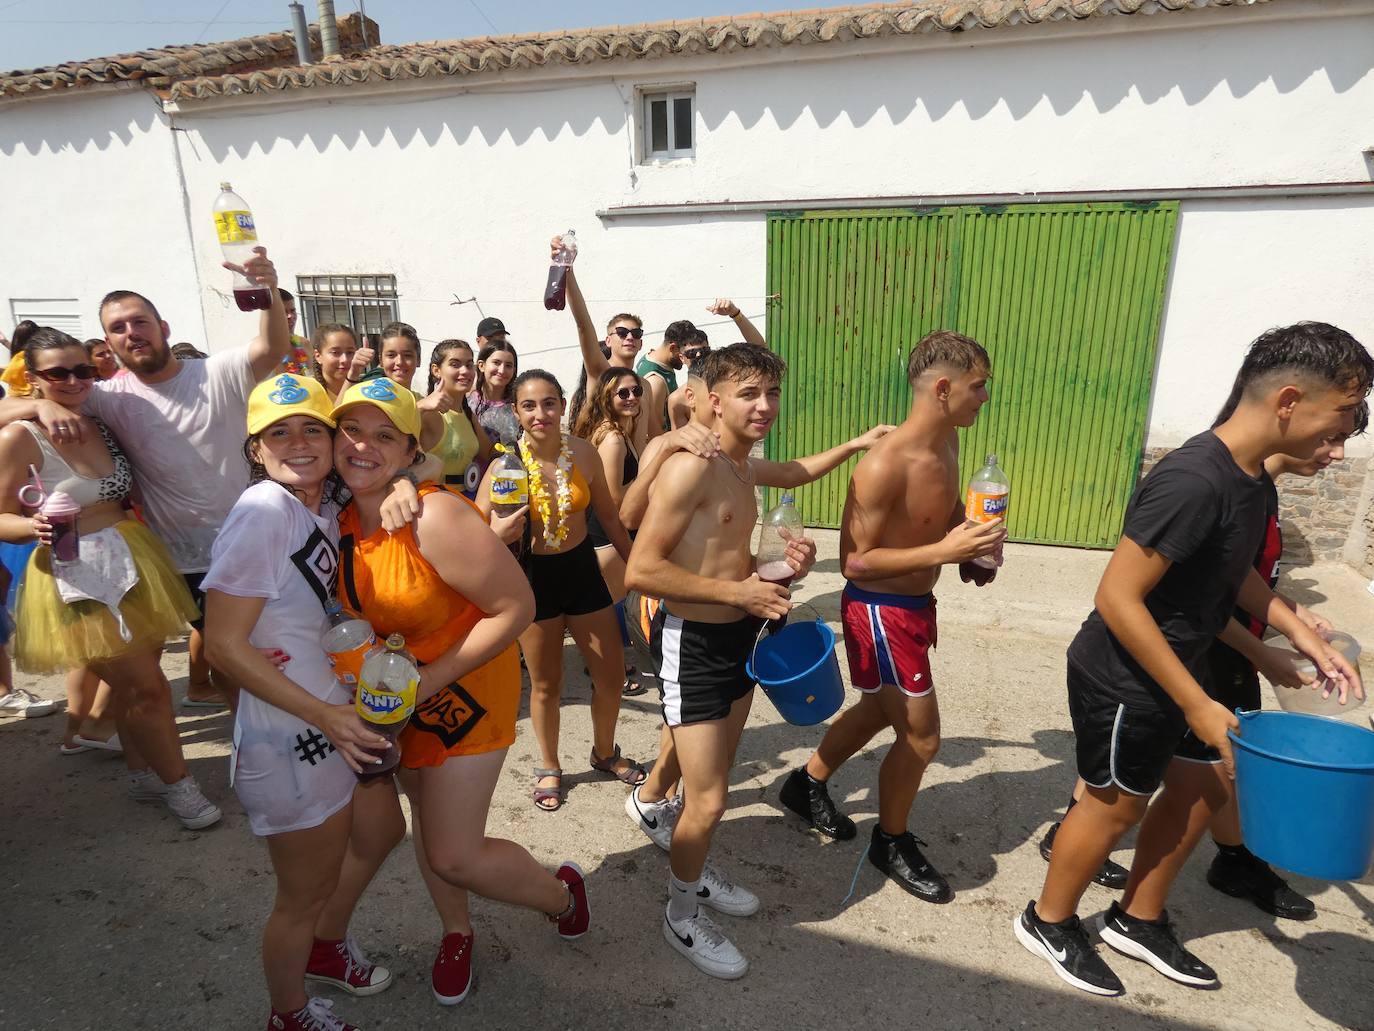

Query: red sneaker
[305,935,393,996]
[550,861,590,940]
[267,997,359,1030]
[431,931,474,1005]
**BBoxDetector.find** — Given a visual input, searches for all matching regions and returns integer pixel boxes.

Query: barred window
[295,274,399,347]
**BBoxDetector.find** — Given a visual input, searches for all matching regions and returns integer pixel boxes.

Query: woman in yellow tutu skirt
[0,326,219,828]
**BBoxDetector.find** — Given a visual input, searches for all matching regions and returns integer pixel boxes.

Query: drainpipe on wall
[317,0,340,59]
[288,3,312,65]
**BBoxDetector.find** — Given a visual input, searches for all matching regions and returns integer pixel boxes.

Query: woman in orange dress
[313,377,589,1009]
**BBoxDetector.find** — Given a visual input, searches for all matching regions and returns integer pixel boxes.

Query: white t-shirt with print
[85,349,255,574]
[202,480,355,837]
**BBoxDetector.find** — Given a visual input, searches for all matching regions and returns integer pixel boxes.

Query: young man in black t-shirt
[1016,322,1371,997]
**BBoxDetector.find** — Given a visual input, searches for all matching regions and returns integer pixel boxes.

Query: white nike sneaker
[698,862,760,916]
[625,785,681,852]
[662,909,749,980]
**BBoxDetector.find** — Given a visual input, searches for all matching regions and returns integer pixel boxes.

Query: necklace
[716,453,755,486]
[520,434,573,550]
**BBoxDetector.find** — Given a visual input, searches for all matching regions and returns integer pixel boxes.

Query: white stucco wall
[4,1,1372,455]
[0,90,203,345]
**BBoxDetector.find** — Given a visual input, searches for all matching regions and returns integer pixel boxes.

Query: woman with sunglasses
[0,326,215,827]
[478,370,644,810]
[571,368,647,693]
[425,339,493,497]
[469,341,520,445]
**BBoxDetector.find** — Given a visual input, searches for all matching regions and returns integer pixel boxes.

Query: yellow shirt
[431,408,481,493]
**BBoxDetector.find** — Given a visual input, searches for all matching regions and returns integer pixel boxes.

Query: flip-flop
[72,732,122,753]
[621,677,647,697]
[60,742,93,756]
[181,697,227,710]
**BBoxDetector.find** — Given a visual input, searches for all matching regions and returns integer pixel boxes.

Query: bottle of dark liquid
[213,182,271,311]
[543,229,578,311]
[756,493,803,630]
[354,633,418,781]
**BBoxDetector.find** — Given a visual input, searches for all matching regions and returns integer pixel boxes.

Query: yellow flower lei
[519,433,573,550]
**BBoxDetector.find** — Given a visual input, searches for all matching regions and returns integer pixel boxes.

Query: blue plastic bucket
[746,619,844,726]
[1229,709,1374,880]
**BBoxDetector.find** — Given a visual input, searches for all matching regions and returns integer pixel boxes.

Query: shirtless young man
[621,376,892,850]
[780,331,1004,905]
[625,344,817,980]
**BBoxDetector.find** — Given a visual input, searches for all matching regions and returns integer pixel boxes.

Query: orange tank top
[337,485,485,663]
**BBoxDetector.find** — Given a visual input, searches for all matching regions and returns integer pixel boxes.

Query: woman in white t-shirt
[202,373,393,1031]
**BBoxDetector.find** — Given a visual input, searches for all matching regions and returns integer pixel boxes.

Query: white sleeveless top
[21,419,133,509]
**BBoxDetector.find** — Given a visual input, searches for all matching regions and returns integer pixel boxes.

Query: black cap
[476,317,508,339]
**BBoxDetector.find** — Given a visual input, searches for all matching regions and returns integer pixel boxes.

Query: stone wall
[1138,447,1371,570]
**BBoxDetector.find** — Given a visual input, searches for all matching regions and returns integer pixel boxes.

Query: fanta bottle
[354,634,419,780]
[965,454,1010,570]
[489,439,529,516]
[321,600,376,693]
[213,183,270,311]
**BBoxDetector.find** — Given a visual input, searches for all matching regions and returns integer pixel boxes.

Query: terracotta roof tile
[0,1,1271,104]
[0,12,375,99]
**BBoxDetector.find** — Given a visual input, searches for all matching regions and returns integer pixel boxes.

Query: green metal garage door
[764,202,1178,548]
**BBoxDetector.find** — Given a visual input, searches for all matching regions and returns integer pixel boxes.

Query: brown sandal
[533,767,564,812]
[589,745,647,786]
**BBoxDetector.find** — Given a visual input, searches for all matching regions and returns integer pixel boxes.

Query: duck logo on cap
[361,379,398,402]
[268,374,309,405]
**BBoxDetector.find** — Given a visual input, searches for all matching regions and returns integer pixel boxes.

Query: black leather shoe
[868,827,953,904]
[1040,821,1128,890]
[778,768,857,840]
[1206,846,1316,921]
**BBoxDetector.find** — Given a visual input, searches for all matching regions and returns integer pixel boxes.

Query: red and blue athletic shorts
[840,582,937,698]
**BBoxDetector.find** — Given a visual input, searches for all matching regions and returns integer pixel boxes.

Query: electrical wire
[467,0,501,35]
[194,1,236,45]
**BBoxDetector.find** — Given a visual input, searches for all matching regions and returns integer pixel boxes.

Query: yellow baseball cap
[331,375,421,439]
[247,373,337,435]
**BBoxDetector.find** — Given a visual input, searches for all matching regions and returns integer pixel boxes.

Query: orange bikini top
[337,484,484,665]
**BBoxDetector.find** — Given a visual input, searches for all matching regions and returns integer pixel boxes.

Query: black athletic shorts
[1174,642,1261,764]
[528,536,614,623]
[1067,662,1189,796]
[650,608,763,727]
[182,571,207,631]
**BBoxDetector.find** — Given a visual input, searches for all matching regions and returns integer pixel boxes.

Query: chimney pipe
[317,0,340,59]
[288,3,312,65]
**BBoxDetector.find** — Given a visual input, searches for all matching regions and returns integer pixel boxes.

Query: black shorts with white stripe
[1067,661,1189,796]
[650,607,763,727]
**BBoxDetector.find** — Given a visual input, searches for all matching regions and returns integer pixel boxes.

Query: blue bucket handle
[1227,707,1374,773]
[748,599,825,678]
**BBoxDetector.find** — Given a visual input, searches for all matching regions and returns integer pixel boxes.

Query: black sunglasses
[683,347,711,362]
[32,364,99,383]
[612,326,645,340]
[616,385,644,400]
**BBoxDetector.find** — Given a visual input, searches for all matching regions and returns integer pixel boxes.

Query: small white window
[642,88,695,161]
[11,298,84,340]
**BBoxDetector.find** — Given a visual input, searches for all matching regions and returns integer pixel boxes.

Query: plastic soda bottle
[756,492,803,588]
[321,601,377,692]
[543,229,578,311]
[355,634,419,780]
[213,182,270,312]
[965,453,1010,570]
[489,440,530,516]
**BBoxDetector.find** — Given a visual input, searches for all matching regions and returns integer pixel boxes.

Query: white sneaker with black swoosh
[625,785,681,852]
[697,862,759,916]
[663,908,749,980]
[1014,900,1123,996]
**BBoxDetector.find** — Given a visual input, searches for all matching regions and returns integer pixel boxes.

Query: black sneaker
[1096,901,1218,988]
[1013,900,1124,997]
[779,768,857,840]
[1039,821,1128,890]
[1206,845,1316,921]
[867,827,952,904]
